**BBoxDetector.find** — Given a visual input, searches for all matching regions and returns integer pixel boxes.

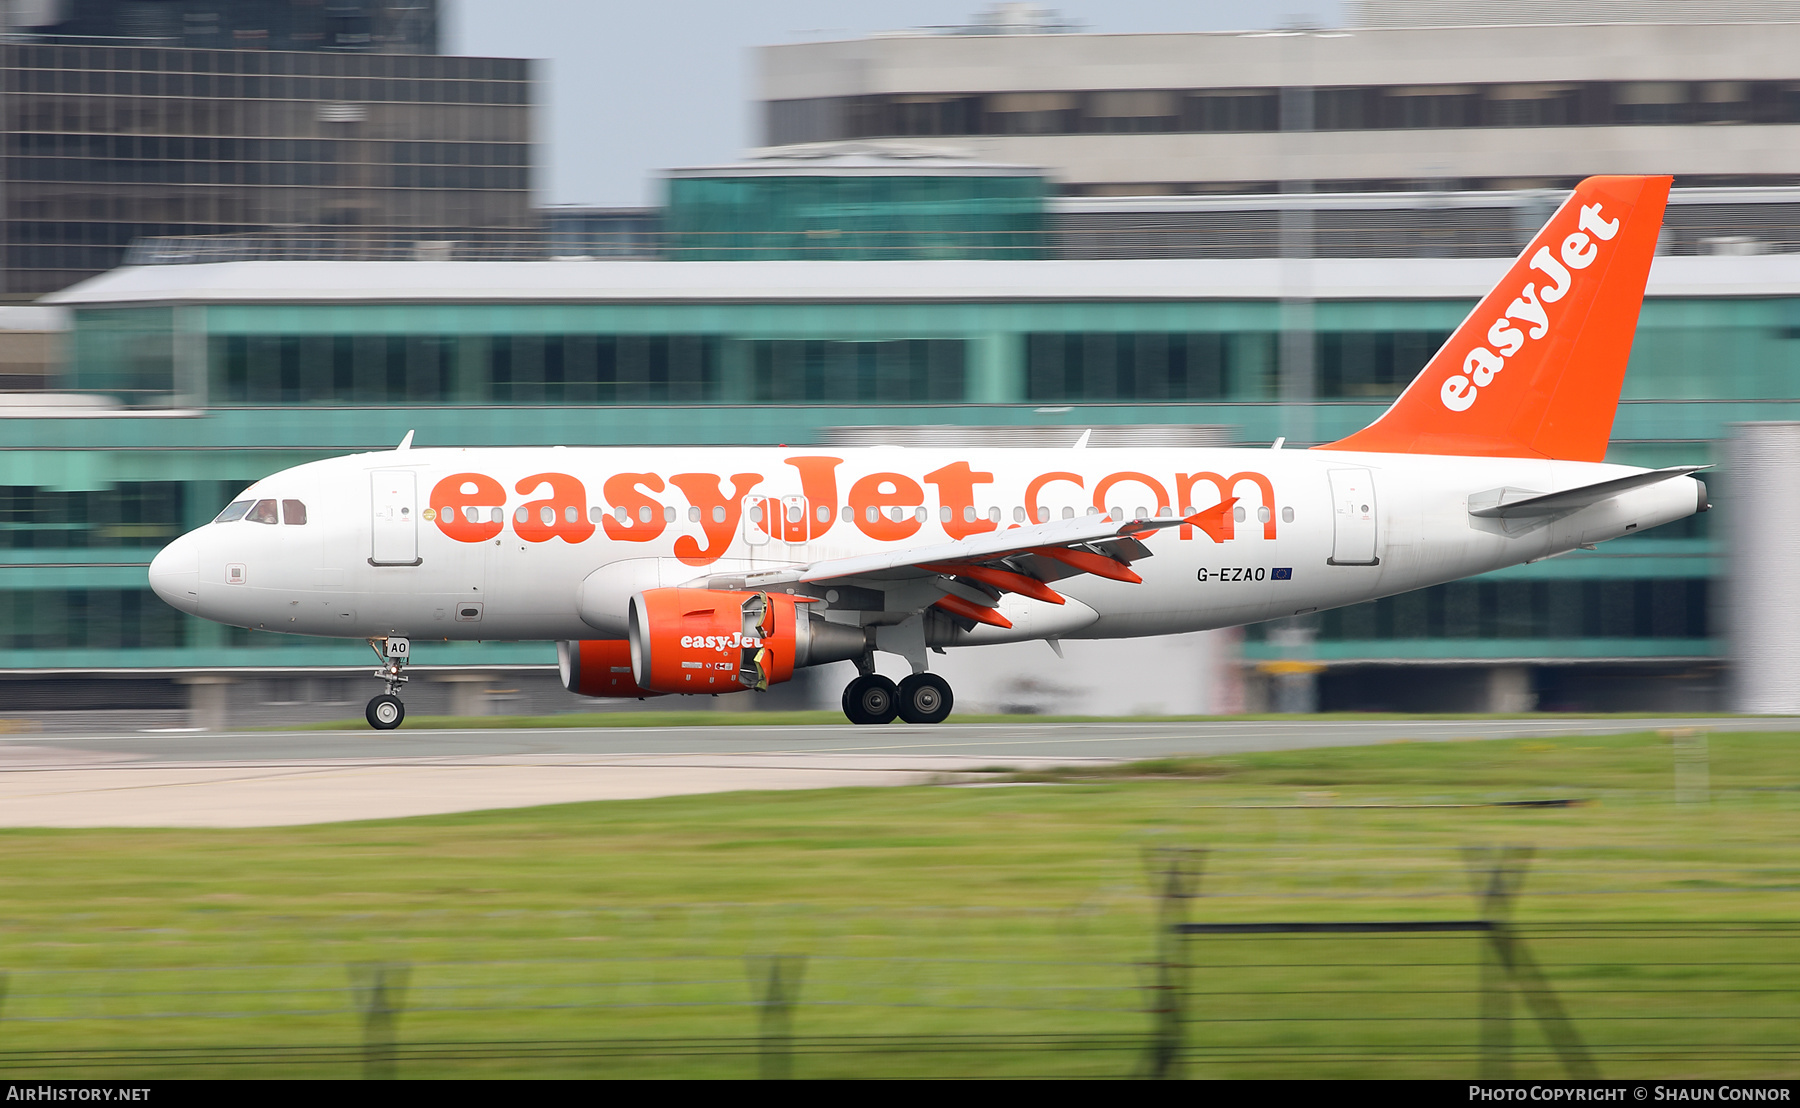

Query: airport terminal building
[11,223,1787,718]
[9,2,1800,721]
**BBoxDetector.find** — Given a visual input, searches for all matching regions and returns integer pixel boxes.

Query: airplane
[148,174,1705,730]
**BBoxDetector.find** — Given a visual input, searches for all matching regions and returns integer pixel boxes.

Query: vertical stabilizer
[1322,175,1671,461]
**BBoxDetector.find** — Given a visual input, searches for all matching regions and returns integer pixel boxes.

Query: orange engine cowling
[629,588,800,694]
[557,638,664,698]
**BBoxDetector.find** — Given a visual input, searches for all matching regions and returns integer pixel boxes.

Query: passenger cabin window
[213,500,253,523]
[282,500,307,525]
[244,499,279,524]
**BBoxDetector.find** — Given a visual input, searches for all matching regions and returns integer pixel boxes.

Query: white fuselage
[147,445,1703,654]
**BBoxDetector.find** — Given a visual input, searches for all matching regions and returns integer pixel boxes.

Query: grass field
[0,729,1794,1078]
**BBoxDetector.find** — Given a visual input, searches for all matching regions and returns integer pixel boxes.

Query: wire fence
[0,837,1791,1078]
[0,919,1789,1077]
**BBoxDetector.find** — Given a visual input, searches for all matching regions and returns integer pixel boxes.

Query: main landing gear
[366,636,410,730]
[842,669,953,726]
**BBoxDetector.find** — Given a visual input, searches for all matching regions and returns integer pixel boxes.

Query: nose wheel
[841,672,954,725]
[367,694,405,730]
[366,636,411,731]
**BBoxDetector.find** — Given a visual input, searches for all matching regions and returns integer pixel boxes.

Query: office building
[0,3,529,298]
[756,2,1800,196]
[7,1,439,54]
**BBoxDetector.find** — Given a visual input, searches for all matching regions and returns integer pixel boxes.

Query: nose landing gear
[366,637,410,731]
[841,666,954,726]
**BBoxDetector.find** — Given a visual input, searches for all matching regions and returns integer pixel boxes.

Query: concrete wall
[838,126,1800,194]
[1728,422,1800,713]
[762,24,1800,99]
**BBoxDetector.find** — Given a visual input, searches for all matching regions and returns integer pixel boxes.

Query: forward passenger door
[370,470,422,566]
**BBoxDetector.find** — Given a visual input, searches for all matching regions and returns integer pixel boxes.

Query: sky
[447,1,1349,208]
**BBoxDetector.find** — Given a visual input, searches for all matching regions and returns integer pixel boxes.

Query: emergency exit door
[742,495,810,546]
[1327,468,1379,566]
[370,470,422,566]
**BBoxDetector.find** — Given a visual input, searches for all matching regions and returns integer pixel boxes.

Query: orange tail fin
[1322,174,1671,461]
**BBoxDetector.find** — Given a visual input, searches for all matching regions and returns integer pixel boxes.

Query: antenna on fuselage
[396,430,415,451]
[1072,429,1091,449]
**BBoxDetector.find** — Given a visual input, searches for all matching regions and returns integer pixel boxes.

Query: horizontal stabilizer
[1468,465,1707,520]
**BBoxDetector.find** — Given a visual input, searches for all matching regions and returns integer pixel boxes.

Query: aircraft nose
[148,532,201,614]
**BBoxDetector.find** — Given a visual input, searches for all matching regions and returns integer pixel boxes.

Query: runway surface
[0,716,1783,828]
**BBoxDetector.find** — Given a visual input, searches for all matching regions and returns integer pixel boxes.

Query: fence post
[1467,846,1527,1077]
[1668,728,1711,805]
[1465,846,1597,1079]
[1143,846,1203,1079]
[747,954,805,1080]
[348,961,410,1080]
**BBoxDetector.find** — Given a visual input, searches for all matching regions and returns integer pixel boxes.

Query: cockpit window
[247,499,279,525]
[213,500,253,523]
[282,500,308,525]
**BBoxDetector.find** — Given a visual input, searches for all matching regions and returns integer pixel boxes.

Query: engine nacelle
[627,588,868,695]
[556,638,664,698]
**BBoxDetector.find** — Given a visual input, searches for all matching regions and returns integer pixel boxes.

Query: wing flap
[723,505,1225,621]
[737,510,1201,590]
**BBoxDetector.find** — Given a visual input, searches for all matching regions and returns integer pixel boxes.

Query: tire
[843,675,899,725]
[897,673,954,725]
[367,694,405,730]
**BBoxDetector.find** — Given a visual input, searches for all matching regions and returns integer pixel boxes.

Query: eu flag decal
[1272,567,1293,580]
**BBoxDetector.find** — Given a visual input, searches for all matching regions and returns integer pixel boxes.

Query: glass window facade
[66,297,1800,407]
[0,41,533,295]
[767,81,1800,145]
[1243,579,1713,644]
[490,336,720,405]
[664,174,1047,260]
[1026,332,1265,401]
[0,589,187,650]
[204,333,727,405]
[1317,330,1452,398]
[23,1,441,54]
[69,308,175,403]
[747,339,964,403]
[0,483,186,549]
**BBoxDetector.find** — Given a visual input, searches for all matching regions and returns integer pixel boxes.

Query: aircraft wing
[713,499,1236,630]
